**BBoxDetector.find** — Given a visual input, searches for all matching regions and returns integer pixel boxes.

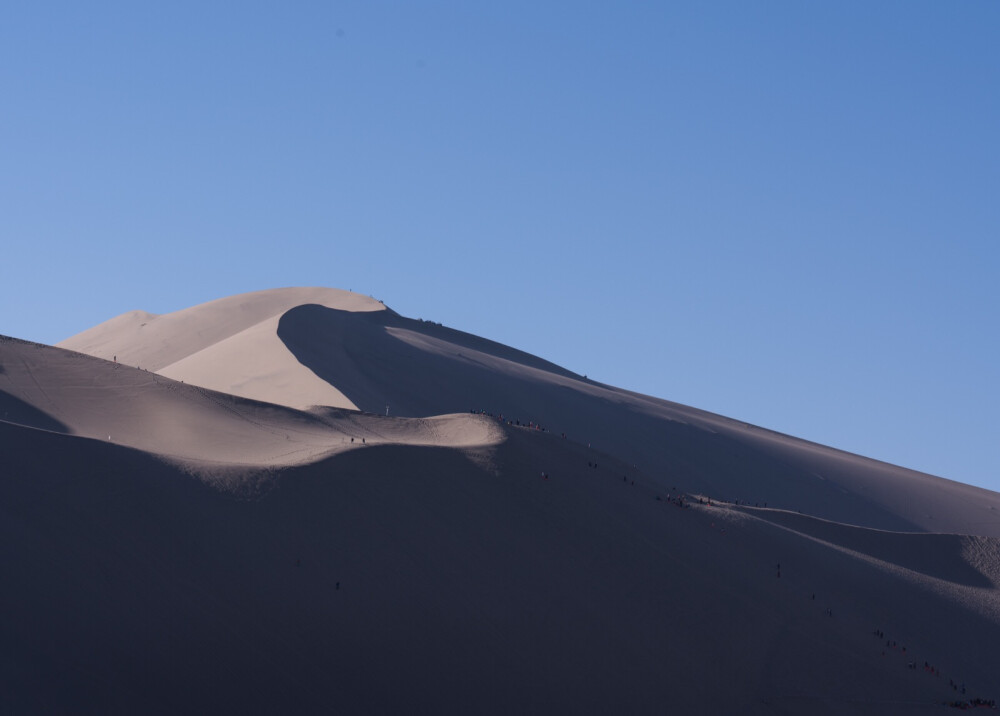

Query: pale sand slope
[0,336,501,470]
[2,419,999,714]
[60,289,1000,536]
[58,287,386,410]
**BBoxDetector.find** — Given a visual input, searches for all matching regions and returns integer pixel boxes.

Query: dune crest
[4,287,1000,713]
[1,336,501,470]
[58,287,385,409]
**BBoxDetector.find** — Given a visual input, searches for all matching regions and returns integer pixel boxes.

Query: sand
[58,287,384,410]
[3,287,999,714]
[56,289,1000,536]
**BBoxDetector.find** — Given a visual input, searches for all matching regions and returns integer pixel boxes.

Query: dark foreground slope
[3,420,998,715]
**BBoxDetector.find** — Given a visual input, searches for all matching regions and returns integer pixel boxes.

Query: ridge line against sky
[1,2,997,491]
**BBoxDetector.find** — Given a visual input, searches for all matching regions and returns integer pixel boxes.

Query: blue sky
[2,2,997,491]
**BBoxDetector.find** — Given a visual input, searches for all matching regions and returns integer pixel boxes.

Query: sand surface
[3,287,999,714]
[57,289,1000,536]
[58,287,383,409]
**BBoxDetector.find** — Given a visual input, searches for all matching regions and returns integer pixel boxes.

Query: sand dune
[58,287,383,409]
[4,286,1000,713]
[1,336,501,471]
[3,419,998,713]
[57,289,1000,535]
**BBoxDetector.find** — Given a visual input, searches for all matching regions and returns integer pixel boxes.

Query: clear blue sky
[2,2,997,491]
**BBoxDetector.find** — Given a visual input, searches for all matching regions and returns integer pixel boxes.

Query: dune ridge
[58,287,385,409]
[2,335,501,472]
[3,287,1000,713]
[48,290,1000,536]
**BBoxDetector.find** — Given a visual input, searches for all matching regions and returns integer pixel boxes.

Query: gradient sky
[2,2,997,491]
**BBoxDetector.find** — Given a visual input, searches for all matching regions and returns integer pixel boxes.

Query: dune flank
[54,289,1000,537]
[3,286,999,713]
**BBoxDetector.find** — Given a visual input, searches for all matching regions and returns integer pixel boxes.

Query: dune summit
[59,287,386,410]
[3,287,1000,714]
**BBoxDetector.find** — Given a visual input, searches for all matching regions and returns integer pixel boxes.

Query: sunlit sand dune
[57,288,1000,536]
[3,287,999,714]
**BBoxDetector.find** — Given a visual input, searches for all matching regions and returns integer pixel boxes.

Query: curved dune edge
[157,314,359,411]
[718,503,1000,590]
[57,286,386,371]
[159,411,507,492]
[1,336,503,471]
[737,505,1000,628]
[56,288,382,411]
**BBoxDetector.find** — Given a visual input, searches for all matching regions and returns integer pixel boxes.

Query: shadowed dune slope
[3,420,999,715]
[47,287,1000,536]
[275,303,1000,536]
[731,506,998,589]
[6,286,1000,714]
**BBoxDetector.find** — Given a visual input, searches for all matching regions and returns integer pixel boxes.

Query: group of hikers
[872,629,997,708]
[472,408,552,434]
[949,697,996,710]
